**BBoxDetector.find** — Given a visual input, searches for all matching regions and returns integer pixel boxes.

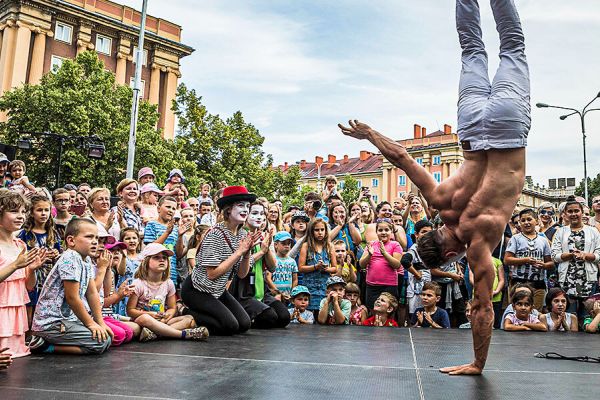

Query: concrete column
[28,28,48,85]
[160,67,179,140]
[148,63,161,105]
[115,52,127,84]
[0,21,17,95]
[11,22,33,88]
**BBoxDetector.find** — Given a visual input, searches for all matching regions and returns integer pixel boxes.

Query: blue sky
[121,0,600,188]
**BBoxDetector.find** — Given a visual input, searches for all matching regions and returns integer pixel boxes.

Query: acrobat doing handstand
[339,0,530,375]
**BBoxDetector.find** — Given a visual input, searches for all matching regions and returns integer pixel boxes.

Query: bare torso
[432,148,526,250]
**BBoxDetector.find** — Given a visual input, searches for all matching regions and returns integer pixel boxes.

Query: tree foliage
[0,51,186,189]
[575,175,600,204]
[173,84,288,197]
[341,174,361,205]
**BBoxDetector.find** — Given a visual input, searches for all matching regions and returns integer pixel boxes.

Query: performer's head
[416,225,466,269]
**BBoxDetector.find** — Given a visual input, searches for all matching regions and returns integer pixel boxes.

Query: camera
[312,200,322,210]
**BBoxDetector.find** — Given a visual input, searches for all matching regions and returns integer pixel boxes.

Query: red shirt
[363,316,398,327]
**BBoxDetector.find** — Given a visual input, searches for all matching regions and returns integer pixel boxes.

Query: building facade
[291,152,384,203]
[0,0,193,139]
[382,123,464,201]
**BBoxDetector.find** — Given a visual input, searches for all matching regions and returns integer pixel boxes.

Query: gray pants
[457,0,531,151]
[34,319,111,355]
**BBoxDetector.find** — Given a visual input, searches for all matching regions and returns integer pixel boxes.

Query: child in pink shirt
[359,218,403,310]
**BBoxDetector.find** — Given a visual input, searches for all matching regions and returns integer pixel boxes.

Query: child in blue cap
[266,231,298,302]
[288,286,314,324]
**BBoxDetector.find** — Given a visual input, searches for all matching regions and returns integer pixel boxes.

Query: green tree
[575,175,600,204]
[0,51,194,191]
[173,84,279,197]
[341,174,361,205]
[281,184,314,211]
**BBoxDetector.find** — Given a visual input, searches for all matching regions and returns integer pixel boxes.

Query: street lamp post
[537,91,600,204]
[316,162,340,193]
[126,0,149,179]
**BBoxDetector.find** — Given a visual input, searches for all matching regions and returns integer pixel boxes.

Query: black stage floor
[2,325,599,400]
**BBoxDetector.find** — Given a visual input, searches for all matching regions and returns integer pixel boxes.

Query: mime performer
[339,0,530,375]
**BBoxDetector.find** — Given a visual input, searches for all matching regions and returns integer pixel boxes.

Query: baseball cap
[138,243,174,260]
[274,231,294,243]
[0,152,9,164]
[326,275,346,288]
[168,168,185,182]
[291,211,310,223]
[290,285,311,298]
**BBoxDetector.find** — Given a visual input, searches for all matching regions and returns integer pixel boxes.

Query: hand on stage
[440,363,483,376]
[0,347,12,370]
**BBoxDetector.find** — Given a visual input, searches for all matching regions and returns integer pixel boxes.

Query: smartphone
[361,186,370,192]
[69,204,86,216]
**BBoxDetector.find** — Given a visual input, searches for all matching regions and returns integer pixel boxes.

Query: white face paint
[247,204,266,229]
[231,202,250,224]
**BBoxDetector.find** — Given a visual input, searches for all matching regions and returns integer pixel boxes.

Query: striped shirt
[192,223,254,298]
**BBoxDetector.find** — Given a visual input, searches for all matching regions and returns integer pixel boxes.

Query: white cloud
[118,0,600,187]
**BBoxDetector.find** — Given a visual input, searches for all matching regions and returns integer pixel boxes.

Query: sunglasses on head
[593,199,600,204]
[539,210,554,216]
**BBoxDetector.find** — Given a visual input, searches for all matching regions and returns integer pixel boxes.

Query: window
[50,56,65,72]
[433,172,442,183]
[371,178,379,187]
[357,180,362,188]
[372,195,379,203]
[397,191,406,198]
[416,158,423,165]
[133,46,148,66]
[339,181,345,189]
[398,175,406,186]
[54,22,72,43]
[433,155,441,165]
[96,35,112,55]
[130,78,145,99]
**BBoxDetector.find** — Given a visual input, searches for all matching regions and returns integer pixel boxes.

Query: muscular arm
[339,121,438,202]
[465,243,495,371]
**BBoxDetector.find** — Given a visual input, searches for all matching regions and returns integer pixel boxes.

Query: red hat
[217,186,257,209]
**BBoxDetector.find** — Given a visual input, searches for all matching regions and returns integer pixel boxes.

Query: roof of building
[280,153,383,179]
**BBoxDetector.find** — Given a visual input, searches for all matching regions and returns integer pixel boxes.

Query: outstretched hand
[338,120,374,141]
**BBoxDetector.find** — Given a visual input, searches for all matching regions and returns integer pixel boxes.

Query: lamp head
[536,103,549,108]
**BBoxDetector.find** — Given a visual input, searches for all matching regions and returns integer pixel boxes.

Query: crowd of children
[0,158,599,370]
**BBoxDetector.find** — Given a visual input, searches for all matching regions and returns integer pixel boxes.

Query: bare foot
[440,362,483,375]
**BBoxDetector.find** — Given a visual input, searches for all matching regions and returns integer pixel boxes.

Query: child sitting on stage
[411,282,450,329]
[363,292,398,327]
[288,285,314,324]
[503,291,547,332]
[30,219,113,354]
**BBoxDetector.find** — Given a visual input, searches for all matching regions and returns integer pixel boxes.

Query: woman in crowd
[267,203,284,232]
[113,179,143,237]
[89,187,120,238]
[538,202,558,242]
[551,196,600,320]
[403,195,428,236]
[181,186,260,335]
[327,203,361,257]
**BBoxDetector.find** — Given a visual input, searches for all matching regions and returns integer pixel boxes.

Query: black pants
[253,299,290,329]
[181,277,251,336]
